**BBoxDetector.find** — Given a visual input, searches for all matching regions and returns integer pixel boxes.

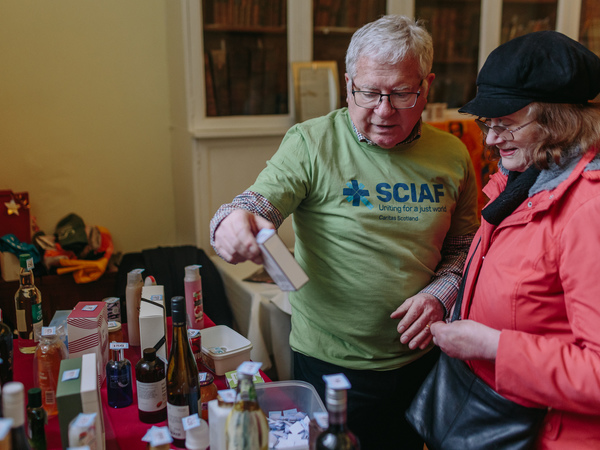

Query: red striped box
[67,302,108,387]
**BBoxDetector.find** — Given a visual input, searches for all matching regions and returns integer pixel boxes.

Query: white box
[201,325,253,376]
[256,229,309,291]
[57,353,105,450]
[67,302,108,388]
[0,252,19,282]
[140,285,168,360]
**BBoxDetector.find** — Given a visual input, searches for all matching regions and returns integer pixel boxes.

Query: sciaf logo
[343,180,373,209]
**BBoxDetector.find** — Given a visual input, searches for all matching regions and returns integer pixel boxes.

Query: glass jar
[108,321,124,344]
[33,328,68,417]
[198,372,217,421]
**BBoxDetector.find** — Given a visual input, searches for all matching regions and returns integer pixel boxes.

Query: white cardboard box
[256,229,309,291]
[67,302,108,388]
[56,353,105,450]
[140,285,168,360]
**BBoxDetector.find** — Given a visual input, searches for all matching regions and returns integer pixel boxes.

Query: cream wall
[0,0,179,254]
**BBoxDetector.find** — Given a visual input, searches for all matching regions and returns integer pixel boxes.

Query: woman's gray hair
[345,15,433,81]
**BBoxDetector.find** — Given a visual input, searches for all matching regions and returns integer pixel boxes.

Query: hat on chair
[459,31,600,118]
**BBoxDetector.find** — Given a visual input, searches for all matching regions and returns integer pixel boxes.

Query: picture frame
[292,61,340,123]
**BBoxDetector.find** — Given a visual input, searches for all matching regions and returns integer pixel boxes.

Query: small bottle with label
[184,265,204,330]
[198,372,217,422]
[14,254,43,354]
[26,387,47,450]
[0,308,14,386]
[225,361,269,450]
[33,327,67,417]
[208,389,236,450]
[315,373,360,450]
[106,342,133,408]
[135,347,167,423]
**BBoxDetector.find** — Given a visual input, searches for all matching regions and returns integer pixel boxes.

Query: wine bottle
[3,381,33,449]
[167,296,200,448]
[14,254,43,354]
[316,373,360,450]
[136,347,167,423]
[0,309,14,386]
[33,327,67,417]
[225,361,269,450]
[26,387,47,450]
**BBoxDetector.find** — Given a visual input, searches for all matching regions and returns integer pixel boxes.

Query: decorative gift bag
[0,190,32,243]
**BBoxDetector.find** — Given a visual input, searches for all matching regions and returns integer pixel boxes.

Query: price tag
[237,361,262,376]
[323,373,351,390]
[82,305,98,311]
[218,389,237,403]
[25,257,34,271]
[110,342,129,350]
[143,426,173,445]
[73,413,96,428]
[182,413,201,431]
[61,369,81,382]
[41,326,57,337]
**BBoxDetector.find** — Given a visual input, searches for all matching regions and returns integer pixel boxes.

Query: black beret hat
[459,31,600,118]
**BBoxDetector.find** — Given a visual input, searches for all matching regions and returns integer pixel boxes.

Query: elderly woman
[430,31,600,448]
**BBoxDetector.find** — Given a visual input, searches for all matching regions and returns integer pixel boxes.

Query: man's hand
[430,320,499,361]
[390,293,444,350]
[213,209,275,264]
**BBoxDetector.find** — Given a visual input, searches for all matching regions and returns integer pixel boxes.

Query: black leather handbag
[405,240,547,450]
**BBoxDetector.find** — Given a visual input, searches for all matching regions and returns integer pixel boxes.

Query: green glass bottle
[26,387,47,450]
[14,254,43,354]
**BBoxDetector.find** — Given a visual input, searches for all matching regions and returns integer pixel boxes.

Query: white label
[41,326,57,336]
[167,402,190,440]
[110,342,129,350]
[82,305,98,311]
[238,361,262,376]
[182,413,201,431]
[218,389,236,403]
[137,380,167,413]
[62,369,81,382]
[323,373,351,390]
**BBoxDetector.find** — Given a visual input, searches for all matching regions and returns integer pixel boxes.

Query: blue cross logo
[343,180,374,209]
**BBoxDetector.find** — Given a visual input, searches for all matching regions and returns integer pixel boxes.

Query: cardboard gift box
[0,190,31,243]
[67,302,108,387]
[56,353,105,450]
[140,285,168,360]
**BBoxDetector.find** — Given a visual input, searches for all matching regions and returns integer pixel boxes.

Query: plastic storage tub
[200,325,253,375]
[256,380,327,449]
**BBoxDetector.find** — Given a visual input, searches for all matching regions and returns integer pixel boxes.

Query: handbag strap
[451,237,481,323]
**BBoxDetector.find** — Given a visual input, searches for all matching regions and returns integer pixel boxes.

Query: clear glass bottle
[167,296,200,448]
[33,327,67,417]
[316,374,360,450]
[225,362,269,450]
[0,309,14,386]
[106,343,133,408]
[2,381,33,449]
[135,347,167,423]
[26,387,47,450]
[208,389,236,450]
[14,253,43,354]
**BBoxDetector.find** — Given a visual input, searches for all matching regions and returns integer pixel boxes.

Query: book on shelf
[209,46,231,116]
[204,51,218,116]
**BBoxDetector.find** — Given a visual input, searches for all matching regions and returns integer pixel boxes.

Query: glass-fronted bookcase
[184,0,598,137]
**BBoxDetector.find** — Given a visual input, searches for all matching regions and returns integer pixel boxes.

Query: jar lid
[108,321,122,331]
[198,372,214,386]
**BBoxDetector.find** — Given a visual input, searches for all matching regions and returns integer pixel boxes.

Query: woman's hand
[430,320,500,361]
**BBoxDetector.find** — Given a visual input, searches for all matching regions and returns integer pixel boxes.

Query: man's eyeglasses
[475,118,534,141]
[351,84,421,110]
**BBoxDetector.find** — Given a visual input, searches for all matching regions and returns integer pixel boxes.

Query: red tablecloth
[13,315,265,449]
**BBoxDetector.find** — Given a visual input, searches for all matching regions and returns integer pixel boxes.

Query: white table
[210,256,293,380]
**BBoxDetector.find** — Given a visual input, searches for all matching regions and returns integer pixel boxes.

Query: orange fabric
[56,226,114,283]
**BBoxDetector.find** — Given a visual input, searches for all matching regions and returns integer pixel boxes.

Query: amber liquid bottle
[14,254,43,354]
[33,328,67,417]
[166,296,200,447]
[136,347,167,423]
[316,384,360,450]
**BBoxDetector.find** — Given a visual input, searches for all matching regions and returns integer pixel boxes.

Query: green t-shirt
[249,108,479,370]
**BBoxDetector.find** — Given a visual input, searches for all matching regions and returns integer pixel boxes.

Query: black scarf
[481,165,541,226]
